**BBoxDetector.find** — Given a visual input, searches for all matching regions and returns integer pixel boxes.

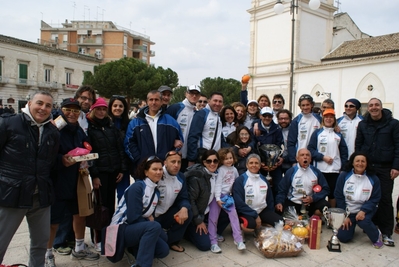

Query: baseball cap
[260,107,274,116]
[158,85,173,93]
[187,85,201,92]
[247,100,259,107]
[61,98,81,109]
[323,109,335,116]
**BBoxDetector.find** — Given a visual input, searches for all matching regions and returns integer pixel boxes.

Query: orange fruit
[241,74,251,83]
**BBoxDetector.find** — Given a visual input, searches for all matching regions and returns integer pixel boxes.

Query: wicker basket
[260,249,302,258]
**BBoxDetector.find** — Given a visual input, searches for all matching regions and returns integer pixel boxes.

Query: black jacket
[53,119,88,200]
[355,109,399,169]
[0,113,60,208]
[184,164,212,225]
[87,117,127,178]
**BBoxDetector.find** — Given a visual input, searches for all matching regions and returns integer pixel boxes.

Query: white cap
[187,85,201,92]
[247,100,258,107]
[260,107,274,115]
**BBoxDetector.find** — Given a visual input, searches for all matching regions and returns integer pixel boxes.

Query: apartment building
[0,34,100,111]
[40,20,155,65]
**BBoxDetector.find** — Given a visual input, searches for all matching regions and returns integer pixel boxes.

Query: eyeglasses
[62,107,80,114]
[262,114,273,118]
[198,100,208,104]
[239,133,250,137]
[345,104,356,108]
[273,100,282,104]
[79,96,94,102]
[165,150,182,159]
[112,95,126,99]
[299,95,312,101]
[205,159,219,164]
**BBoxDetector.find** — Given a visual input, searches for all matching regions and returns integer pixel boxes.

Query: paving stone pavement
[3,179,399,267]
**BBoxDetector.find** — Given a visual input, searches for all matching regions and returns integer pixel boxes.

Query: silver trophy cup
[257,144,283,181]
[323,207,349,252]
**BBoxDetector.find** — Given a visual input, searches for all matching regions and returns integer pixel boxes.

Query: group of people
[0,81,398,267]
[0,104,15,115]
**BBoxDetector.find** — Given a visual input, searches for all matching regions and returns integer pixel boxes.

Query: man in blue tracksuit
[187,92,224,166]
[125,90,183,172]
[166,85,201,171]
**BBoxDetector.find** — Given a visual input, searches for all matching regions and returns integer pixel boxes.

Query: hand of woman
[148,215,154,221]
[355,211,365,221]
[116,173,123,183]
[196,222,208,235]
[217,200,224,208]
[341,217,352,230]
[93,177,101,189]
[174,207,189,224]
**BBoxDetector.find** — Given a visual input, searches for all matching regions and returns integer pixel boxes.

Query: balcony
[63,84,80,91]
[150,50,155,57]
[16,78,34,89]
[0,76,9,85]
[38,81,61,89]
[77,38,103,45]
[133,44,144,51]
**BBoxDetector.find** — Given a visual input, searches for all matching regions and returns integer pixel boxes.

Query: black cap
[61,98,81,109]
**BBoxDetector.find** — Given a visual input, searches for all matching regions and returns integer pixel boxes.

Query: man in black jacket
[355,97,399,247]
[0,91,60,266]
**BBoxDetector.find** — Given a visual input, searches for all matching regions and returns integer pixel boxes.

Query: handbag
[86,189,110,230]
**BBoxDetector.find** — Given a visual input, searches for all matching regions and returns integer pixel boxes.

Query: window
[63,34,68,43]
[19,63,28,84]
[66,72,72,85]
[45,69,51,83]
[124,35,127,45]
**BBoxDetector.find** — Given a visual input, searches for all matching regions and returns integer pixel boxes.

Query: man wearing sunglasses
[272,94,285,124]
[166,85,201,171]
[337,98,363,159]
[196,94,208,111]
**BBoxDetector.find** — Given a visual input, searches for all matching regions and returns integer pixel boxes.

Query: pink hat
[90,97,108,110]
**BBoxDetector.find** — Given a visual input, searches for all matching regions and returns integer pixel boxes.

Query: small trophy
[257,144,284,181]
[323,207,349,252]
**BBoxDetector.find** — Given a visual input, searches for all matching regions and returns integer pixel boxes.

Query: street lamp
[274,0,320,112]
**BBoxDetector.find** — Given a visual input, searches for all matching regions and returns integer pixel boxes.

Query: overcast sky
[1,0,398,86]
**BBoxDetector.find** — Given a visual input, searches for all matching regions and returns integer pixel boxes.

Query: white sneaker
[45,254,56,267]
[235,241,246,251]
[94,242,101,252]
[210,244,222,253]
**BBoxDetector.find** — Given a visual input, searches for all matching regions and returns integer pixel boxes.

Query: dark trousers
[185,210,230,251]
[53,211,74,249]
[91,171,118,243]
[337,211,379,243]
[124,221,169,267]
[155,206,193,246]
[116,171,131,203]
[282,198,330,217]
[372,166,394,236]
[238,208,283,229]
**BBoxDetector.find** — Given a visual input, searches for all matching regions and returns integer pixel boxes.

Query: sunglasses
[165,150,182,159]
[112,95,126,99]
[62,107,80,114]
[146,155,160,163]
[299,95,312,101]
[198,100,208,104]
[345,104,356,108]
[273,100,282,104]
[262,113,273,118]
[79,96,94,102]
[205,159,219,164]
